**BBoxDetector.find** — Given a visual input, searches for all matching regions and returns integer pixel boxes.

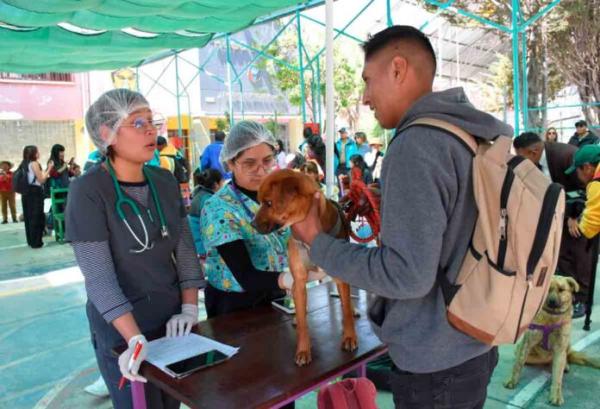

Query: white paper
[145,334,239,377]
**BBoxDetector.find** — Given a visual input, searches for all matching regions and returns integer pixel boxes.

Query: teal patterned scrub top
[200,183,290,292]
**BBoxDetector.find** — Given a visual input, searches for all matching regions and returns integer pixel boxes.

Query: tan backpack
[406,118,565,345]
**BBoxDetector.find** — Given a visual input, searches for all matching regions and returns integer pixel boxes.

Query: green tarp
[0,0,301,73]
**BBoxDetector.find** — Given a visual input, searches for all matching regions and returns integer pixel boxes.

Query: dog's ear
[565,277,580,293]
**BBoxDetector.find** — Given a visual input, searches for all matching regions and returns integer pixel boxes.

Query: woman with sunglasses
[65,89,203,409]
[545,127,559,143]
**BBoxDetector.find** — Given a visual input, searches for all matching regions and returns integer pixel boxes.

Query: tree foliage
[256,27,363,130]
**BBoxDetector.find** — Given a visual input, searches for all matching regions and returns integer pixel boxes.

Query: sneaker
[84,376,110,398]
[573,302,586,319]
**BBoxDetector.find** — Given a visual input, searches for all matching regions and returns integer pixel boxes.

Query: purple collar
[528,322,564,350]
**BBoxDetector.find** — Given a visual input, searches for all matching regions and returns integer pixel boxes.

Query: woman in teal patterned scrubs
[201,121,292,317]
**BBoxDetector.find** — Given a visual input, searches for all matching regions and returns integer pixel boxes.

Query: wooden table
[131,283,387,409]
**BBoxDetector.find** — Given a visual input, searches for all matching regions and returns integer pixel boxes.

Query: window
[0,72,73,82]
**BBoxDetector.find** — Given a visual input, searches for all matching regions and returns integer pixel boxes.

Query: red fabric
[0,172,13,192]
[341,168,381,242]
[317,378,378,409]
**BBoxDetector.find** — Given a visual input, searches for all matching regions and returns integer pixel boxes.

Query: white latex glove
[166,304,199,338]
[279,270,328,291]
[118,334,148,383]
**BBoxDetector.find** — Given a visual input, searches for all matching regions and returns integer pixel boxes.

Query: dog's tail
[568,350,600,369]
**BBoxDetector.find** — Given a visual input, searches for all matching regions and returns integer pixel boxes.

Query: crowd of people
[8,23,598,409]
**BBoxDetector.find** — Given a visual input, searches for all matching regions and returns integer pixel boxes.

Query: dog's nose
[547,298,560,308]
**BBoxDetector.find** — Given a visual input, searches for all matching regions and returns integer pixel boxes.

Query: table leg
[358,363,367,378]
[131,381,147,409]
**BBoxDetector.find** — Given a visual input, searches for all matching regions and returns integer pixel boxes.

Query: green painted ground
[1,222,599,409]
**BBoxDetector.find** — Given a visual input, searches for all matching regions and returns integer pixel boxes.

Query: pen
[118,340,144,390]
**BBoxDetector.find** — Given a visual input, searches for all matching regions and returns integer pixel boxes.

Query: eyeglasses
[120,117,162,133]
[236,156,275,174]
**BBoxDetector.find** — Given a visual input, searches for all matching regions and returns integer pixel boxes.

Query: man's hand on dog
[291,192,323,246]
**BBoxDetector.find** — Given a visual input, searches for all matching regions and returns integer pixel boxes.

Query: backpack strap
[399,118,480,306]
[402,117,478,155]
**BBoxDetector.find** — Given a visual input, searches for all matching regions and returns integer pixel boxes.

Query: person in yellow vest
[157,136,177,173]
[566,145,600,238]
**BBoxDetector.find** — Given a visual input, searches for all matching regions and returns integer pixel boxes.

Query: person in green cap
[565,144,600,239]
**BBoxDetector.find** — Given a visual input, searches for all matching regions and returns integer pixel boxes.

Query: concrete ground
[1,220,599,409]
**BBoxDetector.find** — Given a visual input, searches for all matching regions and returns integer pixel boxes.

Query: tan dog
[504,276,600,406]
[253,169,358,366]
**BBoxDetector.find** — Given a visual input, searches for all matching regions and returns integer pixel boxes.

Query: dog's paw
[503,378,518,389]
[295,350,312,366]
[549,391,564,406]
[341,335,358,352]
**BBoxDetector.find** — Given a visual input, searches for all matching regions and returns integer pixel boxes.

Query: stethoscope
[230,183,286,255]
[106,160,169,253]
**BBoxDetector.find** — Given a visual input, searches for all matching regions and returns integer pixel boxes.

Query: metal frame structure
[136,0,595,170]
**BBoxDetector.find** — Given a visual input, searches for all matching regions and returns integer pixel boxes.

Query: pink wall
[0,74,84,120]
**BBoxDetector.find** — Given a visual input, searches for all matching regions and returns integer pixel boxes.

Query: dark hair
[157,136,168,146]
[194,168,223,190]
[575,120,587,127]
[23,145,38,163]
[513,132,543,150]
[350,154,368,171]
[303,127,313,139]
[545,127,558,142]
[300,161,319,174]
[214,131,226,142]
[50,144,66,167]
[362,25,436,76]
[276,139,285,153]
[355,131,367,141]
[287,152,306,170]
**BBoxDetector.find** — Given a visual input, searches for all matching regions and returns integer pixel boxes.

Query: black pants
[390,348,498,409]
[204,284,285,319]
[557,222,598,303]
[22,185,45,248]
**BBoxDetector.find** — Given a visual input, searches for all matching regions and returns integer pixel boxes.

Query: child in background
[0,161,17,224]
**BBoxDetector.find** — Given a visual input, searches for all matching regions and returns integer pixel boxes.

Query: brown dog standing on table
[253,169,358,366]
[504,276,600,406]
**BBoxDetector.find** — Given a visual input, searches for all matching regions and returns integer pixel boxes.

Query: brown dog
[504,276,600,406]
[253,169,358,366]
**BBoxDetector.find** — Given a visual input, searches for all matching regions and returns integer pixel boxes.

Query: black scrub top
[66,164,186,349]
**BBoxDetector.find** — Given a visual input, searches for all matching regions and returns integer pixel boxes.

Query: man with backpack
[157,136,190,184]
[292,26,541,408]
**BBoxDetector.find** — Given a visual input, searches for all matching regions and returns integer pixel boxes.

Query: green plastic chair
[50,187,69,243]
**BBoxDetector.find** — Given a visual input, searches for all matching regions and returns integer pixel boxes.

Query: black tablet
[165,350,229,378]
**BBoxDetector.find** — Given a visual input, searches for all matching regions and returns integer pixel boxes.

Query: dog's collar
[542,306,571,316]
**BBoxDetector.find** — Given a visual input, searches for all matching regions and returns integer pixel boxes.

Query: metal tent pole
[226,35,234,126]
[325,0,335,196]
[297,10,307,124]
[175,54,183,138]
[511,0,521,136]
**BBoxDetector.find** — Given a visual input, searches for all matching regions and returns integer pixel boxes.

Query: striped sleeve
[175,217,206,289]
[71,241,133,323]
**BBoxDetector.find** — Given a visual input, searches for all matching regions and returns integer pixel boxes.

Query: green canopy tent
[0,0,311,73]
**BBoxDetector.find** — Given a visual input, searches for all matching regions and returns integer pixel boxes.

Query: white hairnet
[220,120,277,168]
[85,89,150,154]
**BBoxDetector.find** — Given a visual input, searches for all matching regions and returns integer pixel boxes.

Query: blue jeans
[390,347,498,409]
